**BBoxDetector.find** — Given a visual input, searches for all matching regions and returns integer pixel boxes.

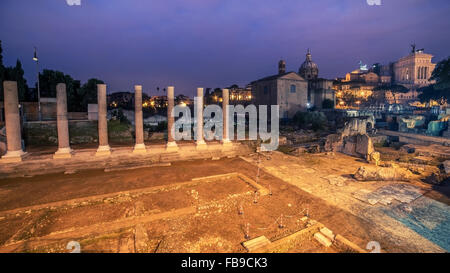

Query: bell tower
[278,60,286,75]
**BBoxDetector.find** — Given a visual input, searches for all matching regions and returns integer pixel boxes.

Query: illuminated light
[180,102,186,107]
[143,102,148,107]
[150,101,155,106]
[339,101,344,105]
[356,100,361,105]
[248,95,252,99]
[219,98,223,102]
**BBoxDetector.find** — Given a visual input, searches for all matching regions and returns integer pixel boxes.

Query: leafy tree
[418,57,450,103]
[39,69,67,98]
[3,60,30,101]
[78,78,104,110]
[373,84,408,93]
[322,98,334,109]
[292,111,327,131]
[0,40,4,98]
[430,57,450,89]
[39,70,103,111]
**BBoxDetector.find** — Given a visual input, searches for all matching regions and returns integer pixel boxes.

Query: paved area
[241,151,449,252]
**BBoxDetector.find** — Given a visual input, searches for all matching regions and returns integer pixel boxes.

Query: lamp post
[33,47,41,121]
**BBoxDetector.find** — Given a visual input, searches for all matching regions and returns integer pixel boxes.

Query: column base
[1,150,27,163]
[53,147,73,159]
[96,145,111,156]
[166,141,179,152]
[222,139,233,146]
[196,140,207,150]
[133,143,147,154]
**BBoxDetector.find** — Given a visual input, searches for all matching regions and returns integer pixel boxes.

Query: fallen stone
[370,151,381,166]
[322,175,347,186]
[314,232,332,247]
[242,236,271,252]
[412,156,435,164]
[320,227,335,241]
[64,170,77,175]
[134,224,149,252]
[400,144,416,154]
[354,165,413,181]
[443,161,450,175]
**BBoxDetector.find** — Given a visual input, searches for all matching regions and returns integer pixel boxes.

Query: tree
[39,69,67,98]
[3,60,30,101]
[38,70,103,111]
[418,57,450,103]
[322,99,334,109]
[0,40,4,98]
[78,78,104,111]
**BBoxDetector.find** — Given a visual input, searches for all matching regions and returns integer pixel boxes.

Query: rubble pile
[325,117,379,163]
[354,164,414,181]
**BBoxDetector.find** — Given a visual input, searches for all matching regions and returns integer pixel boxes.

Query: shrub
[292,111,327,131]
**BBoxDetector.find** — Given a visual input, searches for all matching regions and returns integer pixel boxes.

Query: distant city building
[229,85,252,105]
[251,71,308,119]
[298,49,319,80]
[393,45,436,88]
[334,45,437,108]
[251,49,335,118]
[204,85,252,106]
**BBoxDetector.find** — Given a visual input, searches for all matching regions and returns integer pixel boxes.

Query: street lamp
[33,47,41,121]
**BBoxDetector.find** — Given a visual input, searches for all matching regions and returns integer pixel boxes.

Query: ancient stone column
[196,87,207,149]
[1,81,26,162]
[166,86,178,151]
[133,85,147,154]
[222,88,232,147]
[95,84,111,156]
[53,83,72,159]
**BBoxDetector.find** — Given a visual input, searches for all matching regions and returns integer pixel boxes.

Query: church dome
[299,49,319,80]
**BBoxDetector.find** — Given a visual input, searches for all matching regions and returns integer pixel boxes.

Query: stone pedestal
[133,85,147,154]
[221,88,232,148]
[166,86,178,151]
[54,83,72,159]
[1,81,26,163]
[96,84,111,156]
[196,88,207,150]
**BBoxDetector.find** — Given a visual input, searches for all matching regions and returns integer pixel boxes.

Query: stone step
[314,232,332,247]
[319,227,335,241]
[242,236,271,252]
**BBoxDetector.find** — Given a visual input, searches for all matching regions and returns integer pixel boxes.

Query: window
[290,85,296,93]
[263,86,269,95]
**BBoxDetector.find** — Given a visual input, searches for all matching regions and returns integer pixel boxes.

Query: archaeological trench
[0,81,449,253]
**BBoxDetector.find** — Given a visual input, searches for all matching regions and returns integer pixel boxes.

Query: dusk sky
[1,0,450,96]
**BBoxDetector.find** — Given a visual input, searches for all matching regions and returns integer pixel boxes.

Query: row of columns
[1,81,233,162]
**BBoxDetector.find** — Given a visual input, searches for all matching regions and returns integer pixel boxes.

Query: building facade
[393,47,436,88]
[251,72,308,119]
[251,49,334,118]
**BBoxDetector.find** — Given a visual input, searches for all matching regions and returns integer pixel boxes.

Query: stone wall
[277,79,308,118]
[23,120,134,146]
[324,117,378,162]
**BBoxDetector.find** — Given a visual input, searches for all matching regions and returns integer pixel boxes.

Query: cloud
[0,0,449,95]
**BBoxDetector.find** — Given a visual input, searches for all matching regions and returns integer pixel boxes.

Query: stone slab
[242,236,271,252]
[314,232,332,247]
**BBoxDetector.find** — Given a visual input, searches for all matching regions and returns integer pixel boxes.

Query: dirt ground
[0,151,448,253]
